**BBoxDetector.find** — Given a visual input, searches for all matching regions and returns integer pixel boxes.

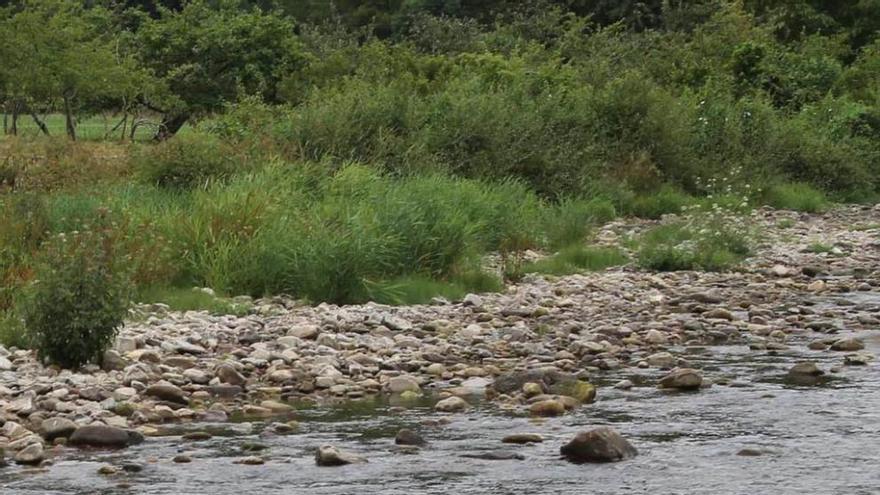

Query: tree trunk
[30,112,50,135]
[153,113,189,141]
[2,111,7,134]
[10,102,19,136]
[63,94,76,140]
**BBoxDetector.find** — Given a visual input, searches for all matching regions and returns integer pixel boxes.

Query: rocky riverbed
[1,205,878,493]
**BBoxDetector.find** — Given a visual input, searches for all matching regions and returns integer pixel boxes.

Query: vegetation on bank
[1,0,878,366]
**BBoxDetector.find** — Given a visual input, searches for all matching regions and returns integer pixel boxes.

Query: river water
[2,296,879,495]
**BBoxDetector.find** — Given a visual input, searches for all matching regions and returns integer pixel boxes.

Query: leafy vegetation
[763,183,830,212]
[520,245,628,276]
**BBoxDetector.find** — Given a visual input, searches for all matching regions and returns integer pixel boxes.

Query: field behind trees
[1,0,879,361]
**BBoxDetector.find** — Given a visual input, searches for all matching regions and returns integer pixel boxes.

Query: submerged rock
[560,427,637,463]
[315,445,367,466]
[14,443,44,465]
[39,418,77,441]
[460,451,525,461]
[529,399,566,417]
[831,338,865,352]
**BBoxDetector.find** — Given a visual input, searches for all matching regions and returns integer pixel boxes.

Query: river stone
[659,368,703,390]
[550,380,596,403]
[216,364,247,386]
[502,433,544,444]
[646,352,676,368]
[289,325,319,340]
[788,362,824,376]
[14,443,44,465]
[435,396,469,412]
[68,425,144,448]
[235,456,265,465]
[145,384,187,404]
[183,368,211,384]
[830,338,865,351]
[560,427,638,463]
[40,417,77,441]
[529,399,566,417]
[395,428,426,446]
[844,353,873,366]
[0,449,6,468]
[387,376,420,394]
[704,308,734,321]
[315,445,366,466]
[0,356,13,370]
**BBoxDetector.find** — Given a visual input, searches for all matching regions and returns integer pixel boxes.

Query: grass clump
[622,186,693,219]
[763,183,829,213]
[806,242,834,254]
[136,286,251,316]
[522,245,628,276]
[365,271,503,305]
[637,222,750,272]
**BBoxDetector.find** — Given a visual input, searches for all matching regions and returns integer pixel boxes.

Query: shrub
[763,183,829,212]
[0,311,27,349]
[22,214,131,368]
[136,133,240,189]
[637,220,751,272]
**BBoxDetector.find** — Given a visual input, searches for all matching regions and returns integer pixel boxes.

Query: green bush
[763,183,829,212]
[22,218,131,368]
[136,133,240,189]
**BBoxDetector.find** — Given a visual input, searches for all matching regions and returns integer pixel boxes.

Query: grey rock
[560,427,638,463]
[659,368,703,391]
[395,429,426,446]
[315,445,367,466]
[40,417,77,441]
[69,425,144,448]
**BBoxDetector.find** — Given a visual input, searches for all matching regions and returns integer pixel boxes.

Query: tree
[0,0,147,139]
[135,0,304,139]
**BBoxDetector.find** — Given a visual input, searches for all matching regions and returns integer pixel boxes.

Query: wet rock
[68,425,144,448]
[492,369,571,395]
[315,445,367,466]
[844,353,873,366]
[97,465,119,475]
[788,362,824,377]
[0,356,13,370]
[14,443,44,465]
[234,456,265,465]
[502,433,544,444]
[394,429,426,446]
[529,399,566,417]
[173,455,192,463]
[435,396,469,412]
[550,380,596,403]
[289,325,319,340]
[830,338,865,351]
[39,418,77,441]
[560,427,637,463]
[614,380,634,390]
[658,368,703,391]
[144,384,187,405]
[460,451,525,461]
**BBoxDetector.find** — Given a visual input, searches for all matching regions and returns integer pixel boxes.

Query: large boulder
[14,443,44,465]
[831,338,864,352]
[68,425,144,448]
[315,445,366,466]
[658,368,703,390]
[560,427,638,463]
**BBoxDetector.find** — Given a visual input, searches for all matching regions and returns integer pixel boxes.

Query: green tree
[135,0,304,139]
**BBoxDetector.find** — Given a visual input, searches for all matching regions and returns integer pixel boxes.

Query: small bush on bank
[136,133,240,189]
[22,215,131,368]
[763,183,829,212]
[0,311,27,349]
[637,220,751,272]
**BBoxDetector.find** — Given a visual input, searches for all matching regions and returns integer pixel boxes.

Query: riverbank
[1,205,878,484]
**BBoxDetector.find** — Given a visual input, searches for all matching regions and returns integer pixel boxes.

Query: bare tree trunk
[63,94,76,141]
[30,112,50,135]
[2,110,7,134]
[10,101,19,136]
[153,113,189,141]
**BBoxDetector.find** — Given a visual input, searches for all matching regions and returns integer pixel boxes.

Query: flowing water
[2,295,879,495]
